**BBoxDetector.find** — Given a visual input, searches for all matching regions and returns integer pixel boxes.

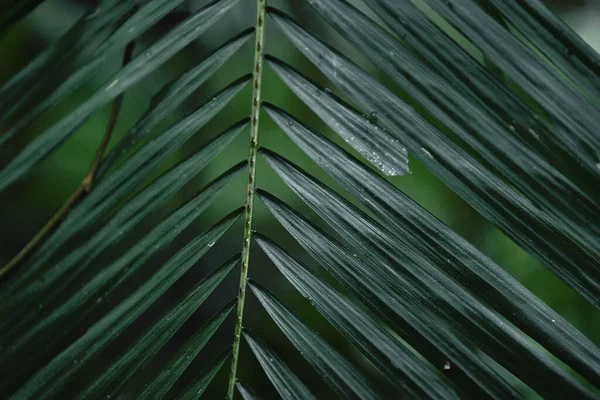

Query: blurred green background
[0,0,599,398]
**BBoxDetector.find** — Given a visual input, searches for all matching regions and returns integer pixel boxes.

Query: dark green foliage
[0,0,598,398]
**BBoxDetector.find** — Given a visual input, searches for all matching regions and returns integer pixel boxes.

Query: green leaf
[79,270,237,399]
[0,0,137,124]
[260,103,600,387]
[236,381,263,400]
[298,0,600,256]
[249,281,382,400]
[97,28,253,178]
[175,349,231,400]
[0,166,245,377]
[244,330,317,400]
[3,82,249,299]
[1,123,246,329]
[0,0,241,191]
[257,149,593,399]
[3,1,600,399]
[268,60,408,177]
[137,302,235,399]
[0,0,45,36]
[267,10,600,309]
[9,210,241,399]
[420,0,600,168]
[254,234,458,399]
[480,0,600,100]
[516,0,600,77]
[0,0,188,141]
[359,0,600,188]
[256,190,520,399]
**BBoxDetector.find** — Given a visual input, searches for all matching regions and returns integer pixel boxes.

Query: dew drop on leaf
[367,110,378,123]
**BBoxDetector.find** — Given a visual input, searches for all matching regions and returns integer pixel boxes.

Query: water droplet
[287,119,293,127]
[207,241,215,248]
[86,8,101,20]
[332,55,341,79]
[528,128,540,140]
[421,147,434,159]
[333,110,409,176]
[367,111,378,123]
[443,361,451,370]
[106,79,118,90]
[551,319,556,323]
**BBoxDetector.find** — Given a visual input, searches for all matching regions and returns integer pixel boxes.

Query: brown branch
[0,41,136,279]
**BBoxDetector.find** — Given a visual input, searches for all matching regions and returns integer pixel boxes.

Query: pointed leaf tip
[244,330,317,400]
[249,281,381,400]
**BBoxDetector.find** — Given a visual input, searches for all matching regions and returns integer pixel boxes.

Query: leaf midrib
[226,0,267,398]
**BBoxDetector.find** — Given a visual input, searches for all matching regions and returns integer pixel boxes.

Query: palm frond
[1,0,599,398]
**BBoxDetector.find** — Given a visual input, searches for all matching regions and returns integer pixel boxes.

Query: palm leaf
[244,330,317,400]
[1,0,599,398]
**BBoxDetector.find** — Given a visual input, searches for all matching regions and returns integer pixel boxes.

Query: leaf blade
[3,80,249,300]
[244,330,317,400]
[267,11,600,309]
[0,0,241,190]
[97,28,253,178]
[258,145,595,398]
[257,189,521,399]
[137,302,235,399]
[0,165,245,385]
[301,0,600,255]
[79,271,238,399]
[9,210,241,399]
[260,103,600,387]
[250,281,384,400]
[255,234,457,399]
[175,348,231,400]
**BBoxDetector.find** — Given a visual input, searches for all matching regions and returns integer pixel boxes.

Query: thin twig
[0,41,136,279]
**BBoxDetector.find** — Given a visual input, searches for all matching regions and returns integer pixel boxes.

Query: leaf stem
[227,1,266,398]
[0,41,136,279]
